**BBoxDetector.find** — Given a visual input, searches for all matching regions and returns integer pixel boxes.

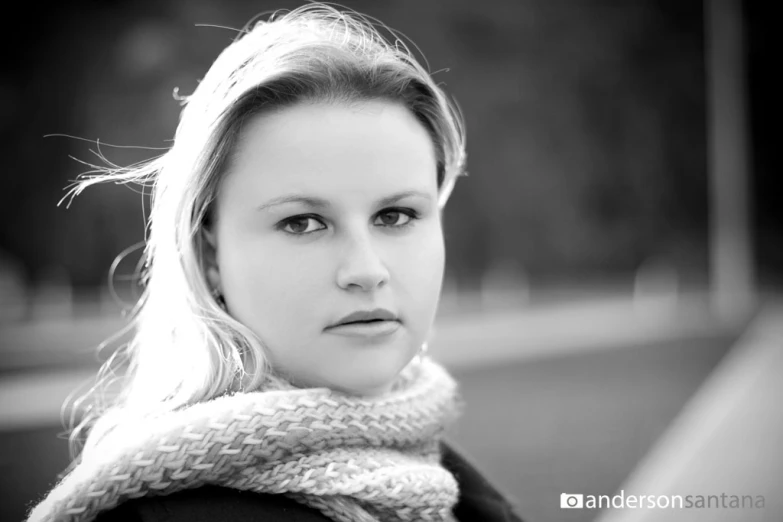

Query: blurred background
[1,1,780,521]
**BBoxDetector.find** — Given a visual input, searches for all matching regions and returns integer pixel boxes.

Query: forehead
[222,100,438,202]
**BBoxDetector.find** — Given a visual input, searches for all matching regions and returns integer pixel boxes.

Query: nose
[335,230,389,292]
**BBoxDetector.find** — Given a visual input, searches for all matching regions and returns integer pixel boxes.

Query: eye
[374,208,418,228]
[279,215,327,235]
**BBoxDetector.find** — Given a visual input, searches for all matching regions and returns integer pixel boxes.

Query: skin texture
[205,100,445,397]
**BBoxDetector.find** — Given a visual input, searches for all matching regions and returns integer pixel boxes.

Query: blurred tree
[1,0,711,293]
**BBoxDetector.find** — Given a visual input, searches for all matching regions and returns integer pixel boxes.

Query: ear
[203,226,218,250]
[200,226,222,291]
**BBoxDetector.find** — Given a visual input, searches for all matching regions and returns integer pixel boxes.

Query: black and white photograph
[1,1,780,521]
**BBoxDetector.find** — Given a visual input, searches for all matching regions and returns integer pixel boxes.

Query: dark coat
[93,442,525,522]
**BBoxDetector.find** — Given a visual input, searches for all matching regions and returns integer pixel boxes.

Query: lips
[325,316,402,339]
[331,308,398,327]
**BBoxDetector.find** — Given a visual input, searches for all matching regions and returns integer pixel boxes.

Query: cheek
[398,224,445,292]
[217,238,325,332]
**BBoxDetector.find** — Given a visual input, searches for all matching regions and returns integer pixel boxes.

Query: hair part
[64,3,467,464]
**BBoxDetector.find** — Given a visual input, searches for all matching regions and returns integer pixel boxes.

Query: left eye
[375,210,412,227]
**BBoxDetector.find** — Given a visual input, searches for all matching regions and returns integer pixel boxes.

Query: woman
[26,4,525,521]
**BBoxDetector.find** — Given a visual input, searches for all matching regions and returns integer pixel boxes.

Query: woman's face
[210,100,445,396]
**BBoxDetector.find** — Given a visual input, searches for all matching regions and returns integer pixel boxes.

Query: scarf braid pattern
[26,357,463,522]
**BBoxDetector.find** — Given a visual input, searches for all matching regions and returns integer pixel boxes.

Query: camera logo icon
[560,493,584,509]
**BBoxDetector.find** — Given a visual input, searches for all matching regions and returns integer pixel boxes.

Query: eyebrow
[256,190,433,212]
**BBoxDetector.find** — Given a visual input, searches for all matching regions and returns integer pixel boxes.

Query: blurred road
[598,304,783,522]
[447,334,736,522]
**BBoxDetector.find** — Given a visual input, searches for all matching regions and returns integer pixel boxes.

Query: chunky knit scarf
[27,357,463,522]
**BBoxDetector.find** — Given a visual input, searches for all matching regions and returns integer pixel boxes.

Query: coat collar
[440,442,526,522]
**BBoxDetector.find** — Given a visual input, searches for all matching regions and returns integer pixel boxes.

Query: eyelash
[277,208,420,236]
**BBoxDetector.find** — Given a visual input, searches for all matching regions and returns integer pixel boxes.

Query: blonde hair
[64,3,466,463]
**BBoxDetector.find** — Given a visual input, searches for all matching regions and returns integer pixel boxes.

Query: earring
[416,342,429,364]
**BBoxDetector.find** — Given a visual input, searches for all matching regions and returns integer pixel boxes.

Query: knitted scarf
[27,357,463,522]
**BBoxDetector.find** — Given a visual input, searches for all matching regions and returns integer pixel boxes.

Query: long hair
[64,3,467,464]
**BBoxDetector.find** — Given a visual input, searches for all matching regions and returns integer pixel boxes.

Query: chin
[316,339,418,396]
[331,363,405,397]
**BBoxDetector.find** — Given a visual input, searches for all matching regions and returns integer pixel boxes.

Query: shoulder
[94,485,331,522]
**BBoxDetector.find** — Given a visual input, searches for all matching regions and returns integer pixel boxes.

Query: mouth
[340,318,390,326]
[331,308,399,328]
[325,319,401,338]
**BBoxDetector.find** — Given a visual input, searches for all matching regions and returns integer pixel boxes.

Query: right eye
[279,215,327,236]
